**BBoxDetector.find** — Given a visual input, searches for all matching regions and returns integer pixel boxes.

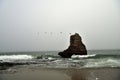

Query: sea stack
[58,33,87,58]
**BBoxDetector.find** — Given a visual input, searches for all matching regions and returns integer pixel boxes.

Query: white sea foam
[0,55,33,62]
[71,54,96,58]
[83,58,120,68]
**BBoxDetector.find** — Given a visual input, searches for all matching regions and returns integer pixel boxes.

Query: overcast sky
[0,0,120,52]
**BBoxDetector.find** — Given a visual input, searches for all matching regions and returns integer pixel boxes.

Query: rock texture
[58,33,87,58]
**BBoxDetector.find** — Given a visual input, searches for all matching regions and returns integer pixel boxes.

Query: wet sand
[0,65,120,80]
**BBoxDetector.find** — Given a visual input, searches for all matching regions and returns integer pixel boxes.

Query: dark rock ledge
[58,33,87,58]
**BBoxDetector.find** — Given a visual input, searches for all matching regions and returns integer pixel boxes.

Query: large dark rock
[58,33,87,58]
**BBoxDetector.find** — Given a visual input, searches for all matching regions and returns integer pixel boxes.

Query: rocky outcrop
[58,33,87,58]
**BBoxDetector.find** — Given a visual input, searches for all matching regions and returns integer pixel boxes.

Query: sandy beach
[0,65,120,80]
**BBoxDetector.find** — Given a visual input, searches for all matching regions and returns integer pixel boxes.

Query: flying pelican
[60,32,62,34]
[44,32,47,34]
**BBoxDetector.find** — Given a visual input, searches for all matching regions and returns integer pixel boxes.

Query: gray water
[0,50,120,68]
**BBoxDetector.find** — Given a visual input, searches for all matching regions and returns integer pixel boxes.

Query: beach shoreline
[0,65,120,80]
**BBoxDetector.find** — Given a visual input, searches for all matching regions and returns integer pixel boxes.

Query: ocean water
[0,50,120,68]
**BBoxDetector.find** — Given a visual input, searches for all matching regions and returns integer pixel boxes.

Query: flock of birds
[36,32,72,35]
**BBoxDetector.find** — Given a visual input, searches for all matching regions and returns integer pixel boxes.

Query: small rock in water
[96,77,99,80]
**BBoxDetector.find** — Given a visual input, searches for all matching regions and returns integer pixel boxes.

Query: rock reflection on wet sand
[69,68,120,80]
[71,73,86,80]
[0,66,120,80]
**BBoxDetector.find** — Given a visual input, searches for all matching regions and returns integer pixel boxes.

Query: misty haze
[0,0,120,52]
[0,1,120,80]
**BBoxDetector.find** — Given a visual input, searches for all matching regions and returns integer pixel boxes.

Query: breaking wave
[0,55,34,62]
[0,53,120,68]
[71,54,96,58]
[83,58,120,68]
